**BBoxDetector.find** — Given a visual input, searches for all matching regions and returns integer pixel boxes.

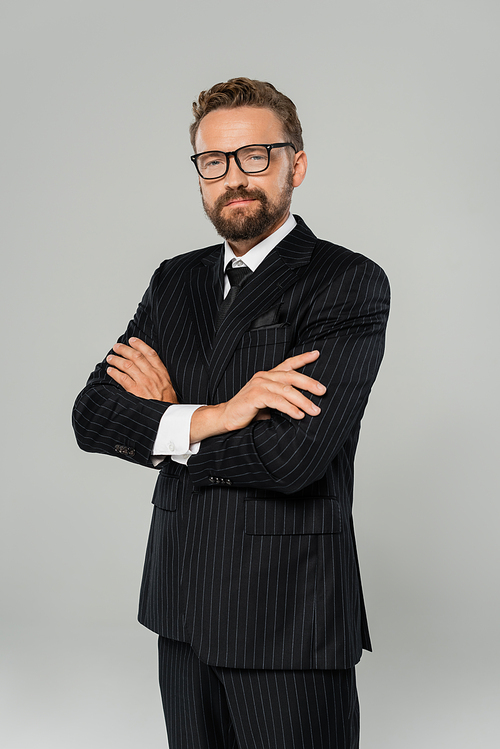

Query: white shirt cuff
[152,404,203,467]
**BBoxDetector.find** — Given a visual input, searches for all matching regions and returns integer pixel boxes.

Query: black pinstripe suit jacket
[73,216,390,671]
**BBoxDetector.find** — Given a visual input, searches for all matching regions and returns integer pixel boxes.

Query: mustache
[214,187,268,211]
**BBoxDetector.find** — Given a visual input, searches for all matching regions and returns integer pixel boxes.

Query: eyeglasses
[190,142,297,180]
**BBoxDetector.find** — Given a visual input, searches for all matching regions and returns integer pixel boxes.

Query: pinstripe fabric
[159,637,359,749]
[72,216,390,671]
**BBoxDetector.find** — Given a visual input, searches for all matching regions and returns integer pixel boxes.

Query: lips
[213,187,267,214]
[225,197,256,207]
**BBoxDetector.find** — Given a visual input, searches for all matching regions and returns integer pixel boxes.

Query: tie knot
[226,264,252,289]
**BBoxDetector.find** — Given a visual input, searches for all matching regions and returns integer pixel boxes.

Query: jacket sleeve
[72,269,172,469]
[187,257,390,494]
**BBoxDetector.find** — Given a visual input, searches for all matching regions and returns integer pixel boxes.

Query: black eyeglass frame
[190,142,297,180]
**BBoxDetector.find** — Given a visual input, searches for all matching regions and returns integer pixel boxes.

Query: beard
[202,173,294,242]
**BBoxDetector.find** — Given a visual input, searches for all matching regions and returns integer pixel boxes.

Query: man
[73,77,390,748]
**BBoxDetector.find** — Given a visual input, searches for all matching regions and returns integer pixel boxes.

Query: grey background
[1,1,499,747]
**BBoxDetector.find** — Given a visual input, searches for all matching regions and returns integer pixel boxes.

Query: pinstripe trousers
[158,637,360,749]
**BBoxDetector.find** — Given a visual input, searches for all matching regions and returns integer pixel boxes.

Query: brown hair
[190,77,304,152]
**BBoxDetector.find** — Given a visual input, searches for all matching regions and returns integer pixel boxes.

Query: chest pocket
[230,326,292,383]
[245,497,342,535]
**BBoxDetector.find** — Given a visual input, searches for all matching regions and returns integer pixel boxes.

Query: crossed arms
[74,254,389,493]
[106,337,326,442]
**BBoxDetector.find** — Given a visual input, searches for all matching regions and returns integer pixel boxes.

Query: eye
[242,149,266,161]
[198,152,226,172]
[239,146,269,170]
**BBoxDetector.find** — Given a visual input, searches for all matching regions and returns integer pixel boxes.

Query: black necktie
[215,263,253,333]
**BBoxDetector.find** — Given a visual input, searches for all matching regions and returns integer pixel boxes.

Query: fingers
[267,351,326,398]
[249,373,322,419]
[107,364,134,389]
[106,353,147,396]
[225,358,324,429]
[280,371,326,397]
[128,337,162,362]
[106,346,136,372]
[110,338,161,372]
[244,350,326,421]
[105,338,177,402]
[272,350,320,372]
[106,364,131,382]
[107,339,167,382]
[208,351,326,434]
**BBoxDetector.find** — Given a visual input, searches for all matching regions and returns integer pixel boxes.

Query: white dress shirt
[152,214,297,466]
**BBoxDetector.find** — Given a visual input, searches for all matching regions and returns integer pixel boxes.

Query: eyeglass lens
[196,146,270,179]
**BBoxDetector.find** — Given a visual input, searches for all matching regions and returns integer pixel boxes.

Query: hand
[221,350,325,430]
[106,338,178,403]
[191,350,325,442]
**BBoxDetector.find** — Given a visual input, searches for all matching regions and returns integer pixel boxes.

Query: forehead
[195,106,285,153]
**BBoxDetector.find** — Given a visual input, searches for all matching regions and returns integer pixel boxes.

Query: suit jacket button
[225,479,232,486]
[127,448,135,457]
[209,476,215,483]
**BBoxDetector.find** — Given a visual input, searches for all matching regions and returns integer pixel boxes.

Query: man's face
[194,106,306,252]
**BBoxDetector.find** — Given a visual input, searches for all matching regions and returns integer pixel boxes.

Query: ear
[292,150,307,188]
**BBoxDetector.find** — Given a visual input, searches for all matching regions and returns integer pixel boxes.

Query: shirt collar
[223,213,297,272]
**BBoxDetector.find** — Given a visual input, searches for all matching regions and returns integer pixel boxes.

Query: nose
[224,154,249,189]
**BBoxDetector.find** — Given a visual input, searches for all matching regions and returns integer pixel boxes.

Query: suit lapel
[188,245,224,367]
[208,217,317,396]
